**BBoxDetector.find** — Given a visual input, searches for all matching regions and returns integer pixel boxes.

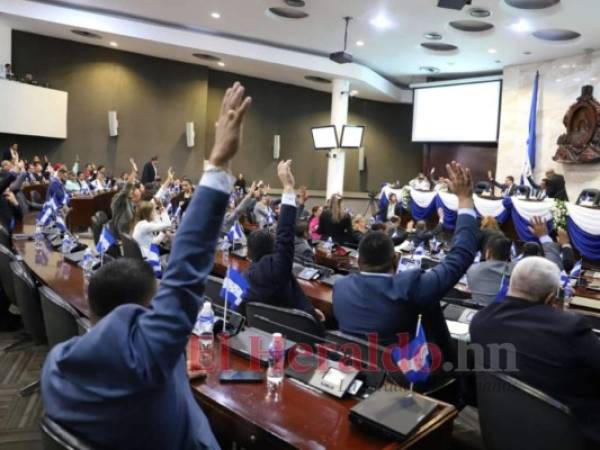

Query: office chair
[90,211,109,245]
[576,188,600,206]
[203,275,225,307]
[30,190,43,206]
[39,286,80,349]
[121,234,144,260]
[0,244,30,352]
[515,185,531,198]
[245,302,325,347]
[76,317,91,335]
[474,181,492,196]
[476,371,585,450]
[0,224,11,249]
[10,261,46,344]
[40,415,96,450]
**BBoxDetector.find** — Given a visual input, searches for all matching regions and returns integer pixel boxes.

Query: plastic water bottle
[267,333,285,391]
[61,234,72,255]
[197,301,215,366]
[325,237,334,253]
[81,249,94,280]
[34,226,43,249]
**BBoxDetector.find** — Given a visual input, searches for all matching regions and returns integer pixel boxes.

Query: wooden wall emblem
[554,85,600,164]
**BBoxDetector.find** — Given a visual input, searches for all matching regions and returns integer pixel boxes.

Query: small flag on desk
[147,244,162,279]
[430,237,440,252]
[226,221,244,243]
[391,318,431,384]
[414,244,425,256]
[220,267,248,310]
[474,251,481,263]
[571,259,583,280]
[266,207,275,226]
[96,226,116,255]
[494,273,510,303]
[37,196,59,227]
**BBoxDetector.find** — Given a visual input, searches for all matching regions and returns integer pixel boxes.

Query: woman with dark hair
[318,194,352,244]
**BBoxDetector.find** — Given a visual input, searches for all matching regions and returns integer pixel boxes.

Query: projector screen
[0,79,68,139]
[311,126,338,150]
[340,125,365,148]
[412,80,501,143]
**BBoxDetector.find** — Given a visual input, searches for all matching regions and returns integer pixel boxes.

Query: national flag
[378,185,389,222]
[396,258,408,273]
[570,259,583,280]
[391,318,431,384]
[521,71,539,186]
[474,251,481,263]
[220,267,248,310]
[266,207,275,226]
[36,196,59,227]
[414,244,425,256]
[226,221,244,243]
[96,226,116,255]
[430,237,440,252]
[511,243,518,261]
[146,243,162,278]
[494,274,510,303]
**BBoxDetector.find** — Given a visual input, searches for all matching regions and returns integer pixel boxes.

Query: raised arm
[529,216,563,270]
[133,82,251,379]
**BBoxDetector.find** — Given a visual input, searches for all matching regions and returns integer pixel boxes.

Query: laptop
[223,326,295,366]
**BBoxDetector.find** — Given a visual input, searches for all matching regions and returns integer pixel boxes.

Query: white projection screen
[0,79,68,139]
[412,80,501,143]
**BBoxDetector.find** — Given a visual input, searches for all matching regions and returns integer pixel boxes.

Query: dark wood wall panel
[422,143,498,184]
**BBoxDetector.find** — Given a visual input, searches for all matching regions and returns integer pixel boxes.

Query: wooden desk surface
[192,341,457,450]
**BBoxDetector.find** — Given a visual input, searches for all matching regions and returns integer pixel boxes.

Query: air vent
[420,66,441,74]
[71,29,101,39]
[284,0,306,6]
[268,7,309,19]
[423,32,443,41]
[505,0,559,9]
[533,29,581,42]
[192,53,221,61]
[449,20,494,32]
[304,75,331,84]
[468,7,492,17]
[421,43,458,52]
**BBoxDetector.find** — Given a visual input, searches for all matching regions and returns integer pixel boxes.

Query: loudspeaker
[358,146,365,172]
[186,122,195,148]
[108,111,118,137]
[273,134,281,160]
[437,0,471,9]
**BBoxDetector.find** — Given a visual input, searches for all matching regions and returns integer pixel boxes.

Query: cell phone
[219,370,264,384]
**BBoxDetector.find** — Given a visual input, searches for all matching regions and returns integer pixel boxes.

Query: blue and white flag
[570,259,583,280]
[391,318,431,384]
[96,226,115,255]
[495,274,510,303]
[510,243,518,261]
[474,251,481,263]
[414,244,425,257]
[147,243,162,278]
[220,267,248,310]
[37,196,59,227]
[521,71,539,186]
[226,221,244,243]
[266,207,275,226]
[561,259,583,289]
[430,237,440,252]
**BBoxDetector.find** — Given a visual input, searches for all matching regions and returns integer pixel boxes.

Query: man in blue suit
[333,162,478,370]
[470,256,600,446]
[41,82,252,449]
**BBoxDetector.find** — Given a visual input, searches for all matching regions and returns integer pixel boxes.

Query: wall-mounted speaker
[186,122,195,148]
[358,146,365,172]
[273,134,281,160]
[108,111,118,137]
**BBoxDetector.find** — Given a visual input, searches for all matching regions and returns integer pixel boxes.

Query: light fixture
[556,78,562,83]
[350,89,359,96]
[510,18,532,33]
[211,11,221,19]
[217,61,225,67]
[423,32,443,40]
[488,48,497,54]
[356,40,365,46]
[560,64,570,69]
[109,41,118,47]
[370,13,392,30]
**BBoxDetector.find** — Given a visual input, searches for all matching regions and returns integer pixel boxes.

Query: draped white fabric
[566,203,600,235]
[473,196,506,217]
[511,198,554,221]
[437,192,459,210]
[381,185,404,200]
[409,188,437,208]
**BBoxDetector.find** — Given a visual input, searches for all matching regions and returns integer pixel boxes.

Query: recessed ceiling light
[350,90,359,96]
[556,78,562,83]
[488,48,497,54]
[574,78,581,82]
[560,64,570,69]
[469,7,492,18]
[109,41,118,47]
[193,53,221,62]
[421,42,459,52]
[533,29,581,42]
[523,51,532,55]
[267,7,309,19]
[210,11,221,19]
[370,13,392,30]
[450,20,494,32]
[217,61,225,67]
[591,77,598,81]
[505,0,560,10]
[423,32,443,40]
[510,18,532,33]
[304,75,331,84]
[71,29,102,39]
[356,40,365,46]
[284,0,306,6]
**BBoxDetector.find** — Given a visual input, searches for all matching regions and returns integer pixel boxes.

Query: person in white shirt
[132,200,172,259]
[91,172,107,191]
[408,172,431,191]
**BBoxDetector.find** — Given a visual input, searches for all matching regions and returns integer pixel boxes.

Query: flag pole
[222,265,230,333]
[409,314,423,395]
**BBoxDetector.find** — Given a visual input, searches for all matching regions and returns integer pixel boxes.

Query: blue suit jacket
[333,213,478,350]
[470,297,600,445]
[41,184,227,450]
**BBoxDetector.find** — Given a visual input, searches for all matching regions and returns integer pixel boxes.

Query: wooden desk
[192,341,457,450]
[22,183,48,202]
[67,191,116,230]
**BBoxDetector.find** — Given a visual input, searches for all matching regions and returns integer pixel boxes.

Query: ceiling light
[560,64,570,69]
[350,90,359,96]
[211,11,221,19]
[71,29,102,39]
[423,32,443,40]
[523,51,532,55]
[304,75,331,84]
[488,48,497,54]
[217,61,225,67]
[469,7,492,18]
[356,40,365,46]
[370,13,392,30]
[109,41,118,47]
[591,77,598,81]
[510,19,532,33]
[556,78,562,83]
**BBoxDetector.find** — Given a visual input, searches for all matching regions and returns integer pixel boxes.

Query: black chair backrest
[10,261,46,345]
[476,371,585,450]
[0,243,17,305]
[204,275,225,307]
[40,415,96,450]
[91,211,109,245]
[516,185,531,197]
[474,181,491,195]
[577,188,600,206]
[39,286,80,349]
[31,190,43,205]
[245,302,325,346]
[0,224,11,249]
[121,234,144,260]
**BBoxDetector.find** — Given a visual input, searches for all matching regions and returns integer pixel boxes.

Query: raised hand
[298,186,308,204]
[528,216,548,238]
[210,82,252,169]
[129,158,138,173]
[446,161,473,209]
[557,227,571,247]
[246,180,258,197]
[277,160,295,193]
[487,170,493,181]
[167,167,174,181]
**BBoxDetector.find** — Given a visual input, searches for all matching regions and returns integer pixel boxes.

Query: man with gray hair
[470,256,600,446]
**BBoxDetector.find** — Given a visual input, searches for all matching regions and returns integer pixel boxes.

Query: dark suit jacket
[410,222,443,248]
[318,211,352,244]
[377,203,403,222]
[333,213,478,359]
[0,173,20,231]
[141,161,157,185]
[470,297,600,444]
[245,202,318,318]
[41,181,225,450]
[492,180,517,197]
[546,174,569,201]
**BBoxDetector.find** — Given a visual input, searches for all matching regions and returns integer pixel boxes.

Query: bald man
[470,257,600,446]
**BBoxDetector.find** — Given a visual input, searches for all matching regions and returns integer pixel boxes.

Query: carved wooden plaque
[554,85,600,164]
